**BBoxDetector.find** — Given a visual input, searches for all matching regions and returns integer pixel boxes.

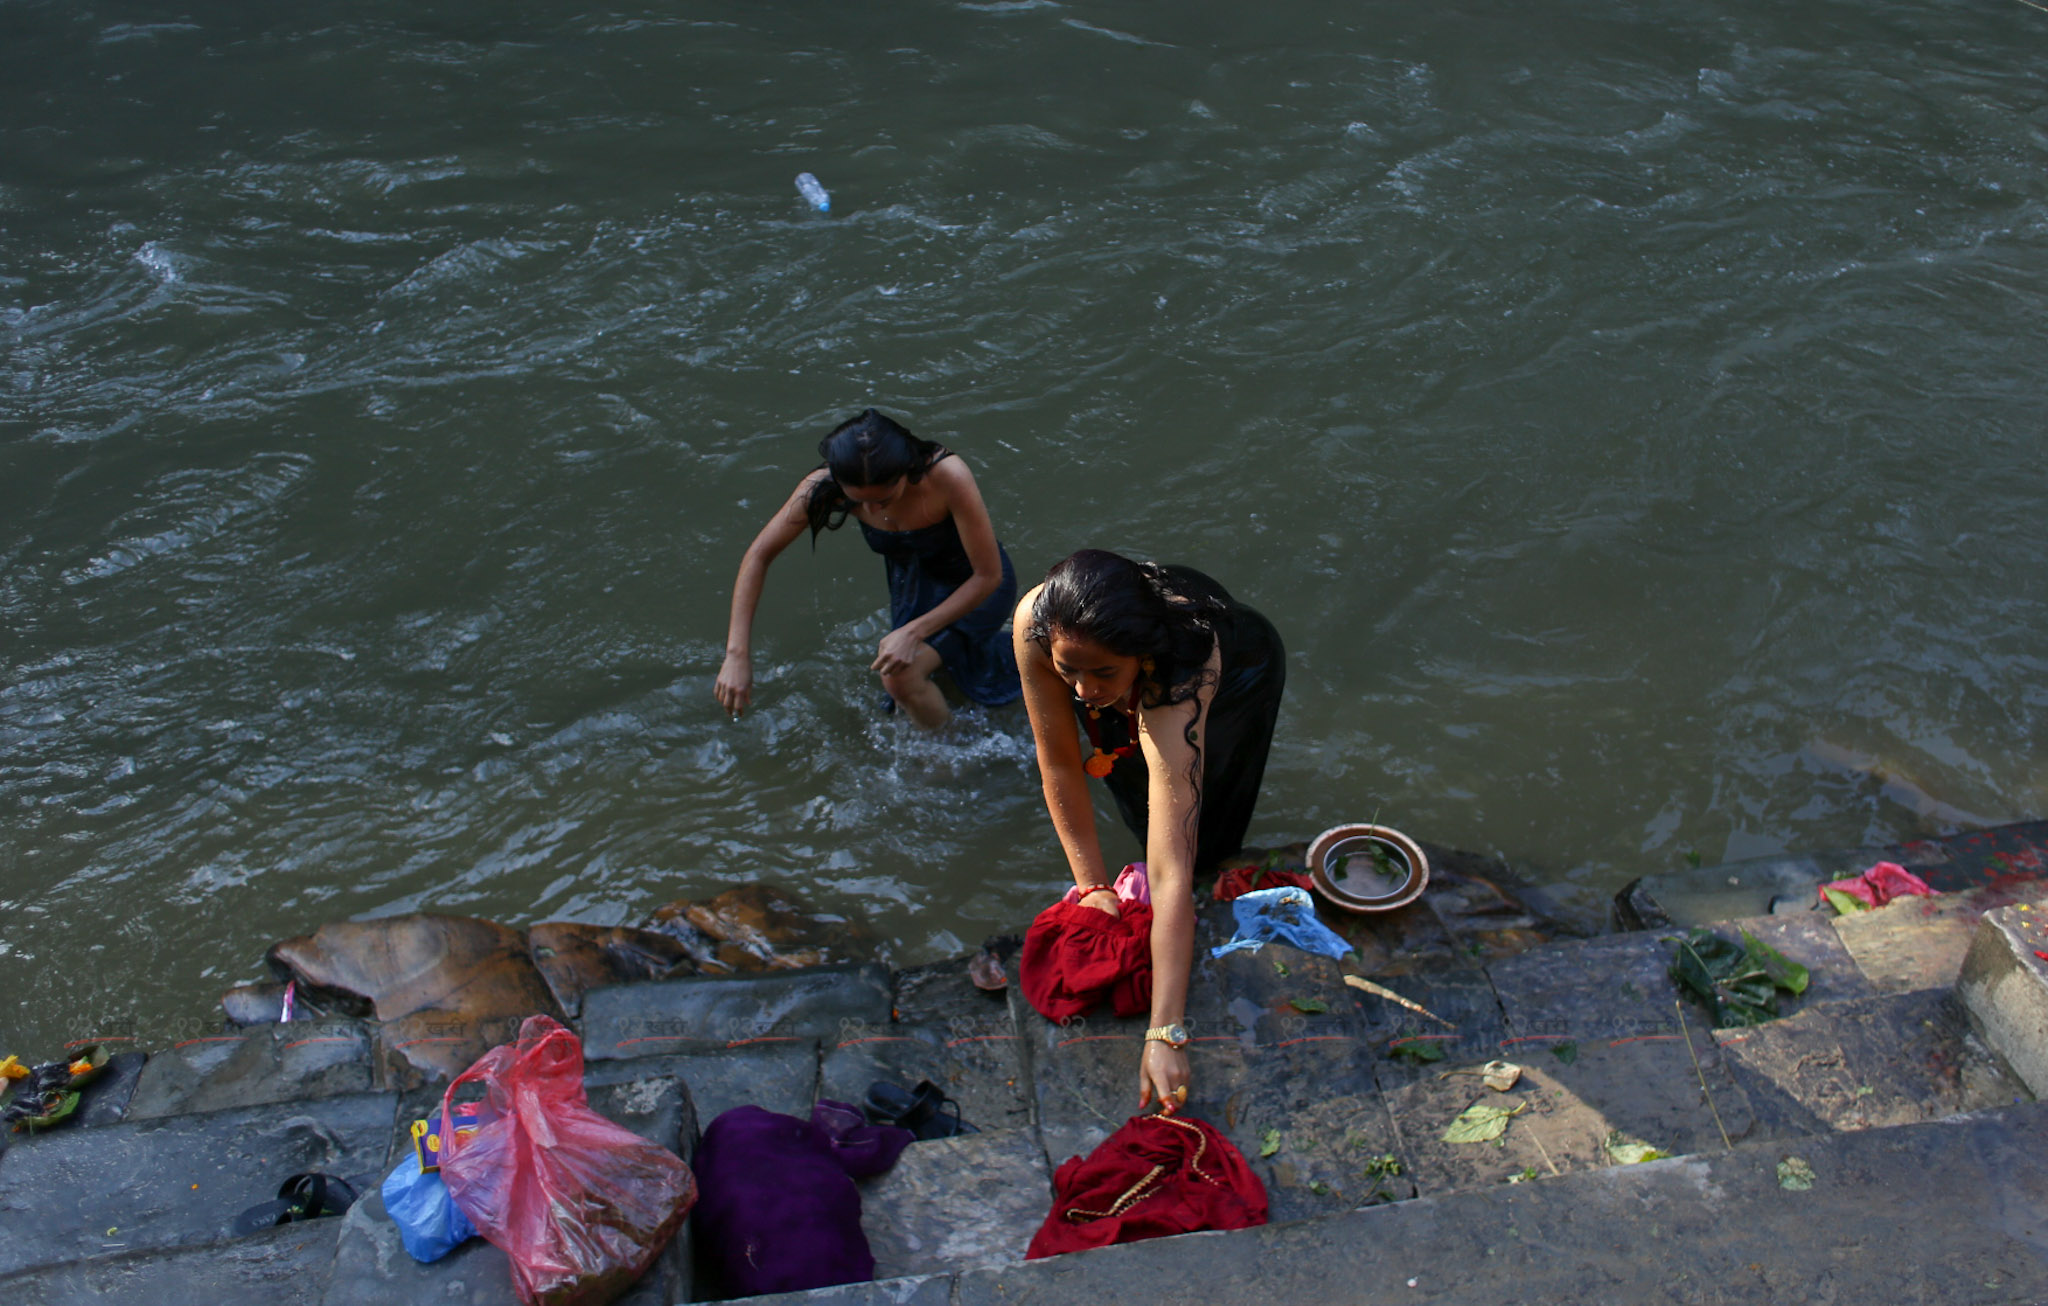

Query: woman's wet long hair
[802,409,949,539]
[1024,550,1226,709]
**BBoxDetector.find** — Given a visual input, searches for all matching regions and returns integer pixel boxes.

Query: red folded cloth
[1027,1113,1268,1259]
[1819,861,1935,911]
[1019,897,1154,1021]
[1210,863,1313,903]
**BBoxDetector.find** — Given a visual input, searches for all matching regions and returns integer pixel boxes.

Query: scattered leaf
[1853,1085,1874,1099]
[1390,1040,1447,1064]
[1308,1180,1331,1196]
[1604,1130,1668,1165]
[1777,1156,1815,1191]
[1481,1060,1523,1091]
[1289,997,1329,1015]
[1669,928,1810,1027]
[1442,1101,1525,1145]
[1506,1167,1538,1184]
[1259,1128,1282,1158]
[1362,1153,1403,1178]
[1822,888,1869,916]
[1273,961,1290,977]
[1550,1041,1578,1066]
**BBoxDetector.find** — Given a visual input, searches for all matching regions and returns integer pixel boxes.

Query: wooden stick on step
[1343,974,1457,1029]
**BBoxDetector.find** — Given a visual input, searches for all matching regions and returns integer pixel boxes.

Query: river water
[4,0,2047,1054]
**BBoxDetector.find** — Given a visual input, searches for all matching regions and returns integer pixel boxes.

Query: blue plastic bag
[1210,886,1355,961]
[381,1151,477,1263]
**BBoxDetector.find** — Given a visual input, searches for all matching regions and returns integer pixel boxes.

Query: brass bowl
[1307,823,1430,913]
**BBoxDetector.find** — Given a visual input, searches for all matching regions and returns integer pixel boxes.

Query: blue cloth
[859,517,1020,707]
[381,1152,477,1263]
[1210,886,1354,960]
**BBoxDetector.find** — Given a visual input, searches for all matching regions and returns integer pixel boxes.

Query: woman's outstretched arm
[1131,645,1220,1112]
[716,470,827,718]
[1014,587,1117,900]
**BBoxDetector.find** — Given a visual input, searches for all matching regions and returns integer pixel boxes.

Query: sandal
[862,1079,979,1140]
[232,1172,360,1236]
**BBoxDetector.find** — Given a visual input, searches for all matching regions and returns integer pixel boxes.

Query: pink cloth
[1061,863,1151,907]
[1820,861,1935,910]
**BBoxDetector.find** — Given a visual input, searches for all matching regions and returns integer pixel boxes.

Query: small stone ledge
[951,1102,2048,1305]
[1958,901,2048,1099]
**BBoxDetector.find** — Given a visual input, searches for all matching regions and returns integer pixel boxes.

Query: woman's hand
[871,624,925,676]
[1138,1039,1190,1115]
[714,651,753,718]
[1079,886,1121,917]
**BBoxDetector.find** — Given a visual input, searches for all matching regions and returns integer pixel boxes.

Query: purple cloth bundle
[691,1101,914,1298]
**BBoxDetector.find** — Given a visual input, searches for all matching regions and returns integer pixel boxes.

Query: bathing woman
[1013,549,1285,1110]
[716,409,1020,729]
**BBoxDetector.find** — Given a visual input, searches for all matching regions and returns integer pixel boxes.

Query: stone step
[1716,987,2024,1139]
[0,1090,398,1279]
[857,1128,1050,1282]
[756,1100,2048,1304]
[580,964,894,1058]
[1619,819,2048,928]
[1959,899,2048,1098]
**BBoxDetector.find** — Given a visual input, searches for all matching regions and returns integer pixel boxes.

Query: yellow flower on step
[0,1056,26,1081]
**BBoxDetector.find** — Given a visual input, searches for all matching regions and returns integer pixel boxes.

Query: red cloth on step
[1026,1113,1268,1259]
[1019,898,1154,1021]
[1210,863,1314,903]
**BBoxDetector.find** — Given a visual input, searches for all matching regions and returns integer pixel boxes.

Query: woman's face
[841,476,908,509]
[1048,629,1142,710]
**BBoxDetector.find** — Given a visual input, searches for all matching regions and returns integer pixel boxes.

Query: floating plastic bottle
[794,172,831,213]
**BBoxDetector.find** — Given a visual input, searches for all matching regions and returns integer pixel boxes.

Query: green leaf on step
[1777,1156,1815,1191]
[1273,961,1290,977]
[1604,1130,1668,1165]
[1390,1039,1446,1064]
[1669,928,1808,1026]
[1289,997,1329,1015]
[1259,1128,1282,1158]
[1550,1041,1579,1065]
[1822,888,1869,916]
[1442,1101,1524,1145]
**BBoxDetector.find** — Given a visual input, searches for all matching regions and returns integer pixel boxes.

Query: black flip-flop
[863,1079,980,1140]
[232,1172,359,1236]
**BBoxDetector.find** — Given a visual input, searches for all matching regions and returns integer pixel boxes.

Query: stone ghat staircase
[7,853,2048,1304]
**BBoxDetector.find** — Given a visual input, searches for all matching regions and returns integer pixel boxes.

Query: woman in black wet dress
[1013,550,1284,1112]
[716,410,1020,728]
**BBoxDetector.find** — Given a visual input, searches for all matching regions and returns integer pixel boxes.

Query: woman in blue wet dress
[716,409,1020,729]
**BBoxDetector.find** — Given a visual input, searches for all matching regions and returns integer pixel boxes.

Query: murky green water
[5,0,2048,1053]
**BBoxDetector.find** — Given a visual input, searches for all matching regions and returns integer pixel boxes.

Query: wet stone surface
[859,1128,1050,1279]
[0,1220,343,1306]
[579,964,893,1058]
[1486,931,1687,1043]
[742,1276,956,1306]
[1716,988,2024,1135]
[890,955,1015,1028]
[820,1021,1031,1136]
[1830,883,2040,994]
[125,1035,254,1120]
[1376,1035,1755,1199]
[1183,945,1377,1046]
[1208,1038,1408,1220]
[0,1090,397,1277]
[125,1022,376,1121]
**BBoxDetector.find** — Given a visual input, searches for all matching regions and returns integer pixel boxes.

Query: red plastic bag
[439,1015,696,1306]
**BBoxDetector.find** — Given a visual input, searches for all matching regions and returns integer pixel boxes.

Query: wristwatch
[1144,1023,1190,1050]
